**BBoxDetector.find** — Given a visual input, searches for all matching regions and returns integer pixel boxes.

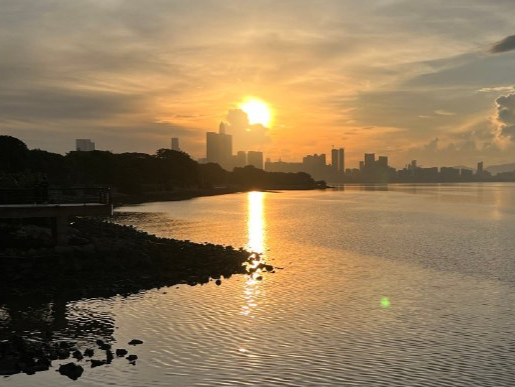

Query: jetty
[0,187,112,245]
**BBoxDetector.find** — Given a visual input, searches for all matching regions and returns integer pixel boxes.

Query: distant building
[338,148,345,173]
[331,149,338,171]
[233,151,247,168]
[247,151,264,169]
[364,153,375,168]
[76,139,95,152]
[477,161,484,177]
[171,137,180,151]
[206,122,233,169]
[377,156,388,167]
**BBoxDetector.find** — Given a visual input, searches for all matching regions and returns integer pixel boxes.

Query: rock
[58,363,84,380]
[127,355,138,361]
[57,349,70,359]
[90,359,106,368]
[72,350,84,360]
[95,339,104,347]
[116,348,128,357]
[215,279,222,286]
[128,339,143,346]
[106,349,114,363]
[83,348,94,357]
[99,343,111,351]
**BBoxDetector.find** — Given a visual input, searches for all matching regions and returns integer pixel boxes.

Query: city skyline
[1,1,515,168]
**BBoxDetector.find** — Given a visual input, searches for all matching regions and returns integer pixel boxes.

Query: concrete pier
[0,203,112,245]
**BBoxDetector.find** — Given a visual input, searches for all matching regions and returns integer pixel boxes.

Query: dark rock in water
[90,359,106,368]
[128,339,143,346]
[116,348,128,357]
[106,349,114,363]
[100,343,111,350]
[215,279,222,286]
[83,348,94,357]
[127,354,138,362]
[57,349,70,359]
[72,350,84,360]
[58,363,84,380]
[59,340,75,349]
[95,339,104,347]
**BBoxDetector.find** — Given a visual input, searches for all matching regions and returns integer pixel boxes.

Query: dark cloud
[495,92,515,139]
[490,34,515,54]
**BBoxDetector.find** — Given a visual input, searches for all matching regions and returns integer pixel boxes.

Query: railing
[0,187,111,205]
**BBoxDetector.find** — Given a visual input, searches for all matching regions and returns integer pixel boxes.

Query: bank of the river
[0,218,273,379]
[113,184,327,205]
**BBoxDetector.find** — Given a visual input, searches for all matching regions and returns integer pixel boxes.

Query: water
[2,183,515,386]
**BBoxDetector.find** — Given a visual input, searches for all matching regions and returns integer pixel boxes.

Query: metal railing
[0,187,111,205]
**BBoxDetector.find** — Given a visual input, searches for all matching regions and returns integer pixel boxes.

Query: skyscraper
[247,151,264,169]
[477,161,484,177]
[331,148,338,170]
[364,153,375,167]
[377,156,388,167]
[206,122,233,169]
[171,137,180,151]
[338,148,345,173]
[76,139,95,152]
[234,151,247,168]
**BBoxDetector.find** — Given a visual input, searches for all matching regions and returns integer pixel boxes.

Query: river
[3,183,515,386]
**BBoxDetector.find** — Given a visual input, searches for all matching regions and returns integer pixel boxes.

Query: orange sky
[1,1,515,168]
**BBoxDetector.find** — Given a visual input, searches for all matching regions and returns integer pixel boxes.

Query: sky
[1,0,515,168]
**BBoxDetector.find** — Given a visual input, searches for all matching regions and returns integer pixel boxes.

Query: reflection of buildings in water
[241,192,267,318]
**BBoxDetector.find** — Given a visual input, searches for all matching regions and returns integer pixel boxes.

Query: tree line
[0,135,321,194]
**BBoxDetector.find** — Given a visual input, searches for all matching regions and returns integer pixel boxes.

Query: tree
[0,136,29,172]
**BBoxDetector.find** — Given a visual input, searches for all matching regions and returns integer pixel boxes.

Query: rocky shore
[0,217,273,380]
[0,218,263,299]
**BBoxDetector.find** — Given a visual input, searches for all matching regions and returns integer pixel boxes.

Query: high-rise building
[377,156,388,167]
[234,151,247,168]
[359,161,364,171]
[331,148,338,170]
[171,137,180,151]
[364,153,375,167]
[247,151,264,169]
[477,161,484,177]
[206,122,233,169]
[338,148,345,172]
[76,139,95,152]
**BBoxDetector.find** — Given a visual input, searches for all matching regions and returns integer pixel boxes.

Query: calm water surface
[3,183,515,386]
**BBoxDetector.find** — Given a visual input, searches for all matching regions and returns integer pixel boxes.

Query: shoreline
[113,185,327,205]
[0,218,273,379]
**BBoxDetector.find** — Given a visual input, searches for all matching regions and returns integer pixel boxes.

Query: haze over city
[2,0,515,168]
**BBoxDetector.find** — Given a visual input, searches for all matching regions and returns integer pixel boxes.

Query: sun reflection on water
[241,192,267,319]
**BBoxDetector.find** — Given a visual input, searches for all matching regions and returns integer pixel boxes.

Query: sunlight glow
[240,98,272,127]
[247,191,266,254]
[240,191,267,319]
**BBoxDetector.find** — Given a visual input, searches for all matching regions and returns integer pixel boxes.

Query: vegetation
[0,135,322,195]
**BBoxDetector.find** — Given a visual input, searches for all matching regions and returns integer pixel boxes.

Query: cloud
[495,92,515,140]
[490,34,515,54]
[478,86,515,93]
[435,110,456,116]
[226,109,270,150]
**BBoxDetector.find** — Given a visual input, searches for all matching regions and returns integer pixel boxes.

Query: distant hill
[486,162,515,175]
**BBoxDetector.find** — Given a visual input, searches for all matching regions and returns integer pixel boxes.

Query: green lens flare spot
[381,297,391,308]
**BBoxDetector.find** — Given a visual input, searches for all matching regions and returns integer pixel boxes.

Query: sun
[239,98,272,127]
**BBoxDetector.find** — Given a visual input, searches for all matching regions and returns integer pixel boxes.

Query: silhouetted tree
[0,135,29,172]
